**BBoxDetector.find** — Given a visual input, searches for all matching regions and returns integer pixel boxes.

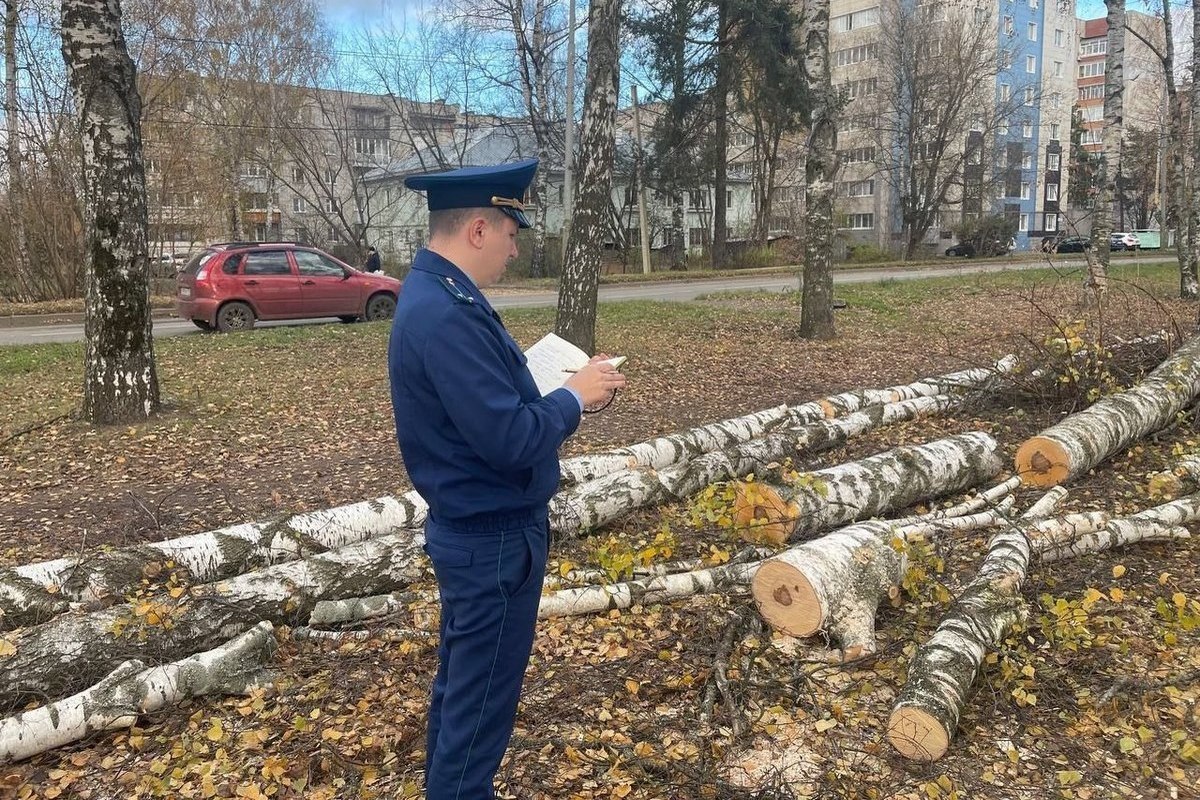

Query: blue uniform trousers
[422,510,548,800]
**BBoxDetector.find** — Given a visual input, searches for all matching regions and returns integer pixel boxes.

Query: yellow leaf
[1056,770,1082,786]
[0,639,16,658]
[1112,565,1126,579]
[625,679,640,696]
[814,718,838,732]
[205,719,224,742]
[1109,587,1125,603]
[558,561,574,577]
[1172,592,1187,608]
[168,587,185,599]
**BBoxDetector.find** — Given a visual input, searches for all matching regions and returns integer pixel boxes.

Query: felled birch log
[0,492,428,630]
[887,495,1195,762]
[731,432,1003,545]
[1015,333,1200,486]
[0,532,426,712]
[751,503,1029,658]
[559,355,1018,484]
[0,621,276,764]
[550,394,958,536]
[818,355,1018,417]
[538,558,758,618]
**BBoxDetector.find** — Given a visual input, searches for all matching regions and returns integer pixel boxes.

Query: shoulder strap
[436,275,476,305]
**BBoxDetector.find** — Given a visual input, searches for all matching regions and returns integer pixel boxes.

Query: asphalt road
[0,255,1160,346]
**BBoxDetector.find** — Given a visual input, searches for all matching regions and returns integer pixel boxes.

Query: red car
[175,242,401,332]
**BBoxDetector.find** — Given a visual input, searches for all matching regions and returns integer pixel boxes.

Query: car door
[293,250,361,316]
[236,249,303,318]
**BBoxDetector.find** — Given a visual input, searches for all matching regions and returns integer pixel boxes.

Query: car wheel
[216,301,255,333]
[338,315,359,324]
[365,292,396,322]
[191,319,214,331]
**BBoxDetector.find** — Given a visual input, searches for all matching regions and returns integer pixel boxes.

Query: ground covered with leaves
[0,262,1198,799]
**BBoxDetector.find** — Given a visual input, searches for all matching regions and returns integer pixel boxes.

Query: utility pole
[561,0,576,261]
[631,84,652,275]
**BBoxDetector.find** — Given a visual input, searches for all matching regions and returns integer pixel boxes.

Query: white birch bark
[734,431,1002,544]
[1086,0,1124,301]
[550,395,957,536]
[61,0,160,423]
[0,622,275,764]
[887,494,1190,762]
[1015,333,1200,487]
[536,559,760,618]
[0,532,426,711]
[799,0,836,339]
[0,491,428,628]
[819,355,1019,418]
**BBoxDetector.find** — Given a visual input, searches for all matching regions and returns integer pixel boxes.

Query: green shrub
[847,244,893,263]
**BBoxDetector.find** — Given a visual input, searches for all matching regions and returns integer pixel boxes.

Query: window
[240,192,267,211]
[294,251,346,277]
[833,7,879,31]
[1001,51,1012,69]
[242,251,292,276]
[1079,84,1104,100]
[1080,39,1107,56]
[727,190,733,208]
[1079,62,1105,78]
[1046,184,1059,202]
[999,121,1009,136]
[1047,152,1061,170]
[1028,0,1037,7]
[833,43,879,67]
[1004,16,1014,35]
[687,190,708,209]
[1081,105,1104,122]
[1022,154,1033,169]
[1028,22,1037,41]
[241,162,267,178]
[1023,122,1033,138]
[838,78,878,100]
[688,227,710,247]
[839,179,875,197]
[1026,55,1036,73]
[1044,213,1057,231]
[1050,92,1061,108]
[1054,28,1065,47]
[1053,60,1063,77]
[354,137,385,157]
[1019,213,1030,232]
[1000,84,1011,101]
[1021,182,1032,200]
[291,167,304,182]
[1024,87,1035,106]
[1081,129,1104,146]
[323,197,339,213]
[838,146,876,164]
[291,197,306,213]
[841,213,874,230]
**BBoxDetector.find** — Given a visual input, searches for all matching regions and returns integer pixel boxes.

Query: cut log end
[818,399,837,418]
[731,482,796,546]
[1014,436,1071,488]
[887,706,950,762]
[750,559,823,637]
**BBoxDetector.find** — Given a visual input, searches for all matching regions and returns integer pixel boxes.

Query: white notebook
[522,333,626,396]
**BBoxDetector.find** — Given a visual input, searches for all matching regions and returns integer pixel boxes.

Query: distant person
[364,246,383,273]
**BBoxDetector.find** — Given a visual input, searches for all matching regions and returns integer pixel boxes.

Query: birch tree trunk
[0,491,427,628]
[710,0,728,269]
[799,0,836,339]
[887,495,1196,762]
[0,532,426,711]
[1086,0,1124,303]
[1155,0,1197,299]
[550,395,958,536]
[1191,0,1200,295]
[0,622,276,764]
[4,0,28,296]
[61,0,160,423]
[730,431,1002,544]
[554,0,620,353]
[1015,333,1200,486]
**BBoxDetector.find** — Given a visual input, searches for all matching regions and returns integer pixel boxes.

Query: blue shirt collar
[411,248,494,314]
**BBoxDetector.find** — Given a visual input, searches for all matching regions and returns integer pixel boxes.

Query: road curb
[0,309,176,329]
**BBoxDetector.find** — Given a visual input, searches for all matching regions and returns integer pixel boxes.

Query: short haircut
[428,207,510,238]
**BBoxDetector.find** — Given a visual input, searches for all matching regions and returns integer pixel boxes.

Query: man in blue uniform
[389,158,626,800]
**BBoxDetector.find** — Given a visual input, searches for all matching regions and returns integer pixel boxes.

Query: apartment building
[1075,12,1166,156]
[827,0,1075,252]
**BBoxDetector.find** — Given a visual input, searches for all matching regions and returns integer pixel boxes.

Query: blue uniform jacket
[389,249,582,524]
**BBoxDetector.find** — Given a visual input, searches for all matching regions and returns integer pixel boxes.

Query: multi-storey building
[828,0,1075,252]
[1075,11,1166,156]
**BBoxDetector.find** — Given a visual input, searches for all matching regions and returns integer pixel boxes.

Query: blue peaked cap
[404,158,538,229]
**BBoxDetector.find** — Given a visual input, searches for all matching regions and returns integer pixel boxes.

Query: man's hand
[565,355,627,407]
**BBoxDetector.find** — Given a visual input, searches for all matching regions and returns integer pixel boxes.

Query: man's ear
[466,215,489,249]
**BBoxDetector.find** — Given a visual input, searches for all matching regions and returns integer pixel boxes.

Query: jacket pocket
[499,527,548,599]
